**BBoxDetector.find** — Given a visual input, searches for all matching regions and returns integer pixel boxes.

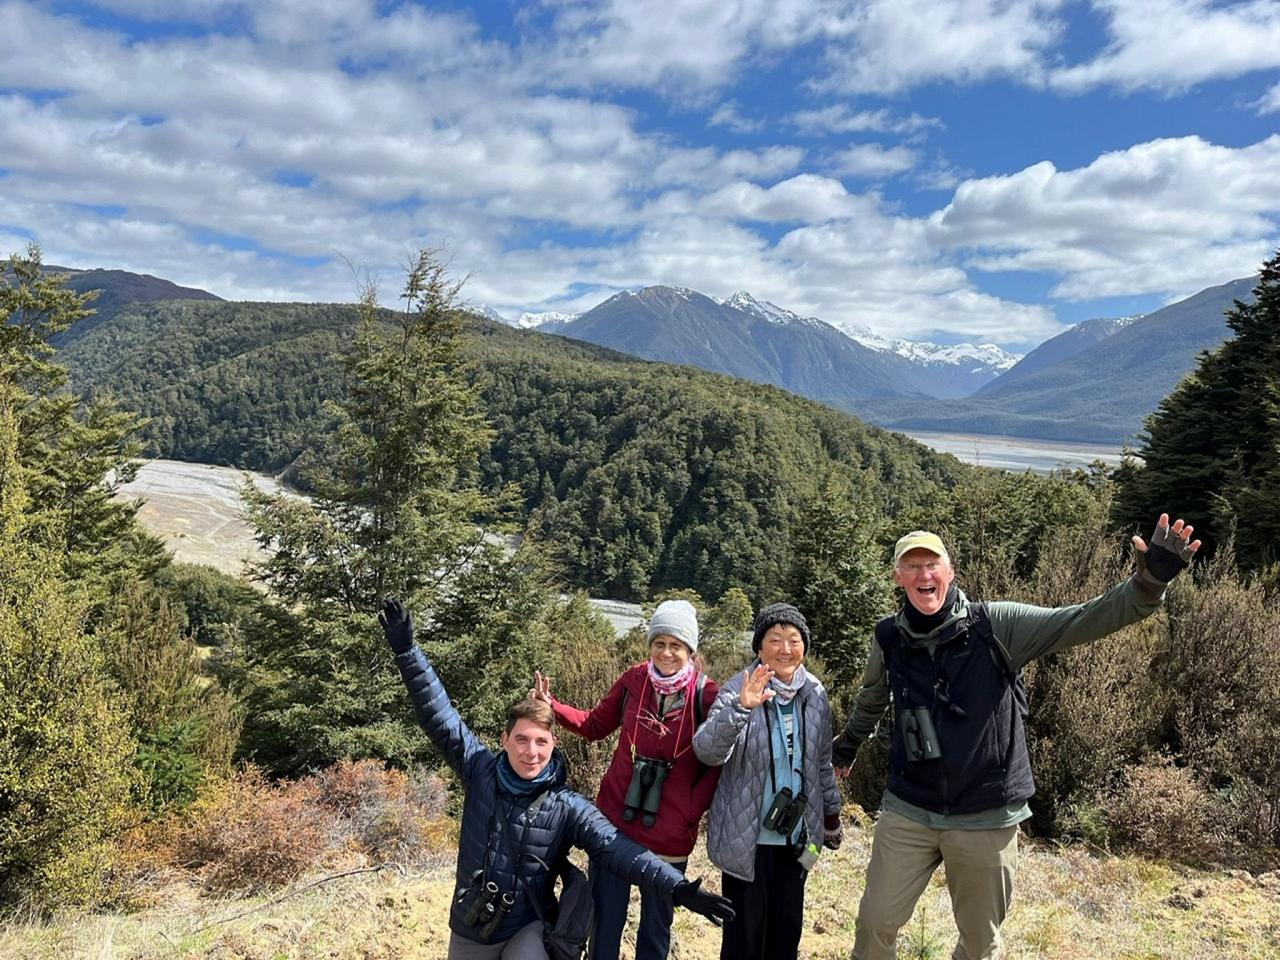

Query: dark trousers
[590,858,685,960]
[720,844,808,960]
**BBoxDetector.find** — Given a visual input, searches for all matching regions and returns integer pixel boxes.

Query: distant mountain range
[865,275,1256,443]
[484,273,1256,444]
[975,315,1139,395]
[32,257,1259,446]
[483,288,1020,401]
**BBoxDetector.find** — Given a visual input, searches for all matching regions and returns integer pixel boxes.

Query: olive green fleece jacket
[834,575,1165,828]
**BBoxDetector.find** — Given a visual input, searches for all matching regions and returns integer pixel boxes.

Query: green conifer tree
[1114,249,1280,569]
[236,251,529,773]
[784,470,893,692]
[0,406,135,908]
[0,245,165,582]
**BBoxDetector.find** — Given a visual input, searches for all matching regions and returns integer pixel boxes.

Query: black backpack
[540,858,594,960]
[505,797,596,960]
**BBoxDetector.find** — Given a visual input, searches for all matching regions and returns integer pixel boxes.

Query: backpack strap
[966,602,1028,718]
[965,602,1015,683]
[693,671,709,727]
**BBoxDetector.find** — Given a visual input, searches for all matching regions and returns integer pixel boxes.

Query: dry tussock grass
[4,807,1277,959]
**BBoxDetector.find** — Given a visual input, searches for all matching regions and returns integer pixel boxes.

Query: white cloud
[815,0,1065,94]
[771,215,1061,342]
[709,100,763,134]
[1252,80,1280,115]
[790,104,940,136]
[1051,0,1280,93]
[537,0,832,92]
[931,135,1280,299]
[831,143,920,177]
[700,174,871,222]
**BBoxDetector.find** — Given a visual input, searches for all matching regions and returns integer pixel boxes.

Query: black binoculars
[762,784,807,836]
[456,870,516,939]
[902,706,942,762]
[622,754,670,828]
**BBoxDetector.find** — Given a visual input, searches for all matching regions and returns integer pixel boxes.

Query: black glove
[672,877,735,927]
[831,731,859,767]
[379,597,414,654]
[823,812,844,850]
[1135,518,1197,587]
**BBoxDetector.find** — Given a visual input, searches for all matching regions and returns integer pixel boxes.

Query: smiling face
[650,634,692,676]
[500,717,556,780]
[894,547,956,617]
[758,623,805,683]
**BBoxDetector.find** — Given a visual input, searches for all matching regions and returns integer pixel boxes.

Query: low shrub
[311,758,451,868]
[1107,757,1229,866]
[155,759,454,897]
[178,767,332,895]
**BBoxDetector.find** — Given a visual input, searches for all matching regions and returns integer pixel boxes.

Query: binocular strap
[764,700,805,799]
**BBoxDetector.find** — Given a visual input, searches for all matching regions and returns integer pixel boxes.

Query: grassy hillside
[5,826,1277,959]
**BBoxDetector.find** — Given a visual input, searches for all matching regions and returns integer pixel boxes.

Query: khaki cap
[893,530,950,566]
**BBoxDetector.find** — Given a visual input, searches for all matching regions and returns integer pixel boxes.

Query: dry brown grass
[5,808,1278,959]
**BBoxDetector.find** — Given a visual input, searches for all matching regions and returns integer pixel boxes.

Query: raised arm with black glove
[1132,513,1201,596]
[673,877,736,926]
[379,597,415,654]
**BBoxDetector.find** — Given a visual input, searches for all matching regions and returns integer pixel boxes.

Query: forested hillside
[61,298,967,601]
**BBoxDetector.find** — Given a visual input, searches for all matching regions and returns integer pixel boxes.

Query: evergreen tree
[235,251,524,773]
[0,245,165,582]
[0,406,135,908]
[783,471,893,692]
[1114,249,1280,569]
[96,582,241,811]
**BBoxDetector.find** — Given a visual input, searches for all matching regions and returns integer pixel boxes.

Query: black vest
[877,602,1035,815]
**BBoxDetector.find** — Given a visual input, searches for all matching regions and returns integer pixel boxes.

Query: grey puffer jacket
[692,665,841,882]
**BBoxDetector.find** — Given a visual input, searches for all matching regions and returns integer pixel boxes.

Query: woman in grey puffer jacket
[692,603,843,960]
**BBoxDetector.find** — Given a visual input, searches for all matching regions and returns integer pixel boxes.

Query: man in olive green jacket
[832,514,1200,960]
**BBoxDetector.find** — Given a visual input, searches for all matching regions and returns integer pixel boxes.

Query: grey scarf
[767,664,809,705]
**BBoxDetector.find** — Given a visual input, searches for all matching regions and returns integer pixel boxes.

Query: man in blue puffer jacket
[379,599,734,959]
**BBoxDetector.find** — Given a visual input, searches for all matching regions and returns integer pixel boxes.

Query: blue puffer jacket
[395,644,686,944]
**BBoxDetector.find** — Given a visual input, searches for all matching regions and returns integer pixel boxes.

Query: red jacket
[551,663,721,858]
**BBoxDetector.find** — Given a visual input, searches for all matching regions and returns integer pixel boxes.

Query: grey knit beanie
[646,599,699,652]
[752,602,810,653]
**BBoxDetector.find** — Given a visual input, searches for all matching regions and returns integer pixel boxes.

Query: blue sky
[1,1,1278,351]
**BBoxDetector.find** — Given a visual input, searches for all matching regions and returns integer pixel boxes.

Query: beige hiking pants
[852,809,1018,960]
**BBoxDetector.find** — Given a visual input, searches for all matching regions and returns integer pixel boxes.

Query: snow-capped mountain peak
[879,339,1021,372]
[514,310,579,330]
[470,304,507,324]
[720,291,826,329]
[718,290,1022,390]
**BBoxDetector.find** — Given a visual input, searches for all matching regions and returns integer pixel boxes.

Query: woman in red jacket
[529,599,720,960]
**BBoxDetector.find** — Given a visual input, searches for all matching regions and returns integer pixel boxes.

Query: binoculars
[762,784,808,836]
[902,706,942,762]
[622,754,671,827]
[456,869,516,940]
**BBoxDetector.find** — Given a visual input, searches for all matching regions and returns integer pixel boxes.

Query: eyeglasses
[899,560,945,575]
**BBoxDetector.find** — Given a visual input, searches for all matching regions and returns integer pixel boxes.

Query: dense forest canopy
[60,297,967,602]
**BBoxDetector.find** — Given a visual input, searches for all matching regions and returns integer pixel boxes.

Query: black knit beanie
[752,602,811,654]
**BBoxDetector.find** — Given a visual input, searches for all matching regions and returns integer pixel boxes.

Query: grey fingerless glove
[1135,520,1196,588]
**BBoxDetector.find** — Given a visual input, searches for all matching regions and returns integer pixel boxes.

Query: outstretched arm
[569,796,734,925]
[381,598,488,782]
[991,513,1201,670]
[532,669,629,741]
